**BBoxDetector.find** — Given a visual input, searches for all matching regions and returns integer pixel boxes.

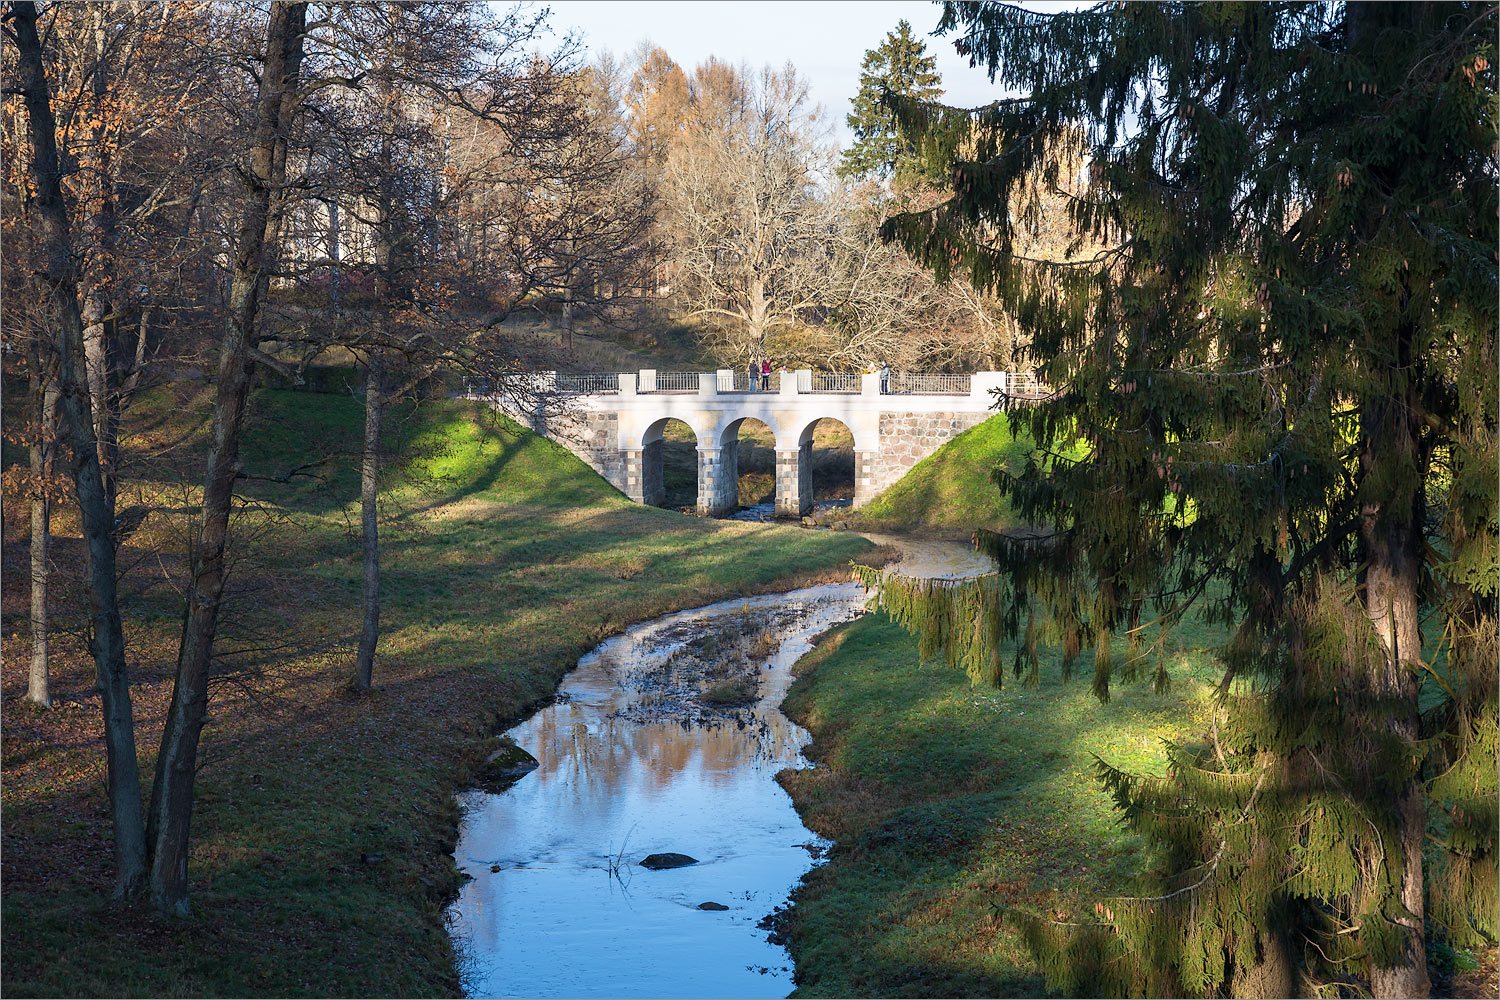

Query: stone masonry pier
[475,369,1043,518]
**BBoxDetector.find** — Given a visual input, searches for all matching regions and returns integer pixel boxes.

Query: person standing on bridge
[747,357,758,392]
[879,360,891,394]
[760,359,771,391]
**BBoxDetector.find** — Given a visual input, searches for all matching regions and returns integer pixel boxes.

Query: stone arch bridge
[473,369,1043,517]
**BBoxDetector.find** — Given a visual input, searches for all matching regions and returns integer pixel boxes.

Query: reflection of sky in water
[859,531,998,580]
[450,585,862,999]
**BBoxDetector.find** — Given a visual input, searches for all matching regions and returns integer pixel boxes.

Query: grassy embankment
[855,413,1032,536]
[775,609,1226,997]
[758,405,1229,995]
[0,383,874,998]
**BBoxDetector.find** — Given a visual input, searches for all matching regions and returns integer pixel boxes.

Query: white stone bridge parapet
[470,369,1045,517]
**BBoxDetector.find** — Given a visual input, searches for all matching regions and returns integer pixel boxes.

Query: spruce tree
[869,3,1498,995]
[839,19,944,185]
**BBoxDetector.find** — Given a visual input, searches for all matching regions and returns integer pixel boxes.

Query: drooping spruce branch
[855,565,1006,686]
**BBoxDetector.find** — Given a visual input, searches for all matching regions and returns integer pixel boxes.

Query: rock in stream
[639,852,699,870]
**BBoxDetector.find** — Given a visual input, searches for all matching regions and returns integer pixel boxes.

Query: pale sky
[536,1,1022,146]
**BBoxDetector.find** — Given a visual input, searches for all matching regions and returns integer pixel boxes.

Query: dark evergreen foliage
[839,19,944,184]
[874,3,1497,995]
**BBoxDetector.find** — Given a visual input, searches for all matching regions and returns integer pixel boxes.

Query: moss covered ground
[0,386,872,998]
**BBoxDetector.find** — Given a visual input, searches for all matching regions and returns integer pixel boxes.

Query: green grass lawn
[1,387,873,998]
[776,609,1227,998]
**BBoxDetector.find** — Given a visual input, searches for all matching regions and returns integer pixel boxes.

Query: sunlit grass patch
[856,414,1030,535]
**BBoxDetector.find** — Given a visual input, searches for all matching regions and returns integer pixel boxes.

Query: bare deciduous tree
[146,0,309,917]
[255,4,653,693]
[663,62,836,361]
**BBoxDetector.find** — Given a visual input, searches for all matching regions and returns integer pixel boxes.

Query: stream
[448,536,992,999]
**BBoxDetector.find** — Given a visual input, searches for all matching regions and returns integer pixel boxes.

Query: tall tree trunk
[80,1,121,512]
[1359,336,1431,999]
[352,360,383,691]
[12,0,148,900]
[81,300,117,511]
[749,277,769,356]
[352,158,398,691]
[145,0,307,917]
[561,236,576,350]
[27,371,59,707]
[1341,9,1430,979]
[1361,494,1430,999]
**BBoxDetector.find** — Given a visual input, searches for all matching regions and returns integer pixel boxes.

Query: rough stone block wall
[868,411,990,501]
[775,442,813,517]
[571,411,624,491]
[696,444,738,515]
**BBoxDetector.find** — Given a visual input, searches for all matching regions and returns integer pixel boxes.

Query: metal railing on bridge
[806,372,861,393]
[1005,373,1043,397]
[554,373,620,394]
[888,373,971,395]
[716,371,870,393]
[716,371,784,392]
[639,371,700,393]
[495,369,1050,399]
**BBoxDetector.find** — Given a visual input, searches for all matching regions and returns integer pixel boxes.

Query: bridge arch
[714,416,777,510]
[769,416,859,518]
[792,413,875,453]
[631,416,700,508]
[640,414,715,449]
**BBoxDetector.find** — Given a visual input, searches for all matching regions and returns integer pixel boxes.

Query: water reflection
[450,585,863,999]
[449,539,993,999]
[856,530,998,579]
